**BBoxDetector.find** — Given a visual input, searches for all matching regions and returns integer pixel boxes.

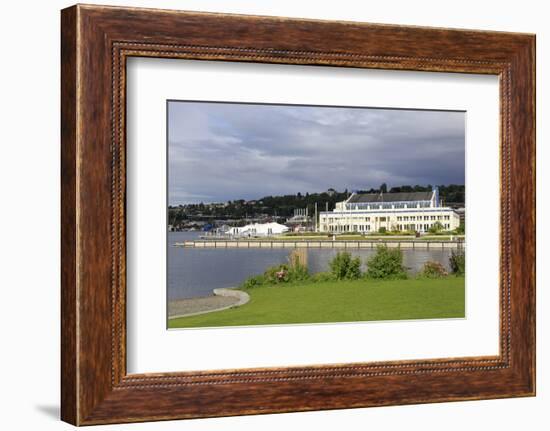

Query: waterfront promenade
[174,238,464,250]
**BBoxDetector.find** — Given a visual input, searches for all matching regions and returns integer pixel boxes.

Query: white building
[228,222,289,237]
[319,187,461,234]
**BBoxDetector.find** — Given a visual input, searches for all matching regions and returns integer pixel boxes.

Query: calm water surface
[168,231,457,300]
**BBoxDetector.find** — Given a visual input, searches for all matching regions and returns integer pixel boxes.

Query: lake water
[168,231,458,300]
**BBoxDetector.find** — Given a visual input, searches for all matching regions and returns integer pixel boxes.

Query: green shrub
[365,245,407,279]
[240,274,267,289]
[287,262,309,282]
[378,226,387,234]
[449,249,465,275]
[428,221,445,234]
[419,261,448,278]
[310,272,335,283]
[329,251,362,280]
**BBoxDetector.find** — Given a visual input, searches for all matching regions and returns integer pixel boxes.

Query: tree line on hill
[168,184,465,225]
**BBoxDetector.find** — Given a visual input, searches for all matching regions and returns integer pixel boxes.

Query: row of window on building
[326,221,452,233]
[396,223,451,231]
[325,214,450,224]
[327,225,370,232]
[396,215,451,222]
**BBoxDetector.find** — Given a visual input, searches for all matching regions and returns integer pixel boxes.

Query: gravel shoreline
[168,295,239,318]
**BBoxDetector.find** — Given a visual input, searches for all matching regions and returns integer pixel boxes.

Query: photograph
[167,101,466,329]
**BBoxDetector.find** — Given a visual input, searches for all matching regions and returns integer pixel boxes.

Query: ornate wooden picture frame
[61,4,535,425]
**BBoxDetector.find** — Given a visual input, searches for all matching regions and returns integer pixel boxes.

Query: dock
[174,239,465,250]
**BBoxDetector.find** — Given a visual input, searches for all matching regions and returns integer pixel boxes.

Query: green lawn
[169,276,465,329]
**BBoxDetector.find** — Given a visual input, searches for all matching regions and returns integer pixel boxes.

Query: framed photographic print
[164,100,466,330]
[61,4,535,425]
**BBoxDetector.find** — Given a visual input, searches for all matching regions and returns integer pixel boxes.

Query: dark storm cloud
[168,101,465,204]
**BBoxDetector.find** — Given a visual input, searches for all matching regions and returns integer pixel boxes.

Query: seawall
[174,239,465,250]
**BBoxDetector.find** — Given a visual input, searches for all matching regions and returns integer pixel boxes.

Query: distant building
[318,187,460,234]
[228,222,289,237]
[286,208,313,232]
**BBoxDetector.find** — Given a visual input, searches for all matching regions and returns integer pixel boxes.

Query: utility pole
[314,202,318,232]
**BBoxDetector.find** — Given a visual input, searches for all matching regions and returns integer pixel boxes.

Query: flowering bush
[276,268,288,281]
[419,261,448,278]
[263,264,289,284]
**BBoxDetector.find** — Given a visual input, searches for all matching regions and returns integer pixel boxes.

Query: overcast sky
[168,101,465,205]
